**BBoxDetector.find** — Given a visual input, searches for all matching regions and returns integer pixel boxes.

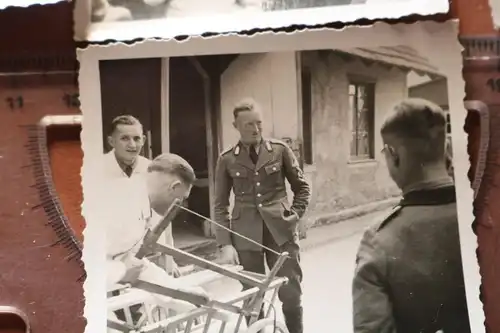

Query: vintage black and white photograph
[73,0,448,41]
[78,21,483,333]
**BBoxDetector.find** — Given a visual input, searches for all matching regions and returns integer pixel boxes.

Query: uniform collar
[400,180,456,207]
[402,177,453,196]
[239,139,263,152]
[234,138,273,170]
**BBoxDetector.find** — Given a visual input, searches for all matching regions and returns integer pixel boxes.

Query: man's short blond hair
[233,98,262,120]
[109,115,143,135]
[147,153,196,185]
[381,98,447,163]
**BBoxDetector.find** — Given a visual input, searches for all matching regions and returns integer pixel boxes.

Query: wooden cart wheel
[245,318,289,333]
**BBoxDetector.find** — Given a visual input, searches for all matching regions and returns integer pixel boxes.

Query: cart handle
[135,198,183,260]
[136,198,290,288]
[153,243,265,288]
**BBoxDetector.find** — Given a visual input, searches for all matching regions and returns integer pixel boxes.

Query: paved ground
[196,207,392,333]
[272,207,391,333]
[301,208,391,333]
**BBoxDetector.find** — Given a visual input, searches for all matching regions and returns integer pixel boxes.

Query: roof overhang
[332,45,445,79]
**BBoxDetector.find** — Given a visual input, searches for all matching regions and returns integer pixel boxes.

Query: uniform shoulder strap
[375,205,403,232]
[220,145,233,157]
[221,143,244,157]
[267,138,287,146]
[267,138,291,152]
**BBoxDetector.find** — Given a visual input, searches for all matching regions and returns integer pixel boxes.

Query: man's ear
[107,136,114,149]
[232,121,237,130]
[170,179,182,191]
[386,145,399,167]
[390,146,400,167]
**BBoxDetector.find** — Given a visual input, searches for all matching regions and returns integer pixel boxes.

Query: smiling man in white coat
[103,114,180,276]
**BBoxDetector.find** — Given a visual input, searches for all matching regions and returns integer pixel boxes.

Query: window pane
[349,85,357,130]
[358,131,370,156]
[349,81,375,159]
[357,85,370,133]
[350,131,357,156]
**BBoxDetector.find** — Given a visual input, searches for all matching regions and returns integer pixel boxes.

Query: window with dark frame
[301,67,313,165]
[349,81,375,160]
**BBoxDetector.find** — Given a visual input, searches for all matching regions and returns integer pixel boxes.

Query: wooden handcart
[107,198,290,333]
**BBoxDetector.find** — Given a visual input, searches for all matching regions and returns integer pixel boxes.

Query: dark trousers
[237,224,303,333]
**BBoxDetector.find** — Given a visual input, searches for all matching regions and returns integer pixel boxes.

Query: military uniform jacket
[214,139,311,251]
[352,184,471,333]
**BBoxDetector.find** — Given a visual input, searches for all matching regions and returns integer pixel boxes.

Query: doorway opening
[168,56,212,249]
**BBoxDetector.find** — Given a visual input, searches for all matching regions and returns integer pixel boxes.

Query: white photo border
[79,0,448,42]
[78,20,484,333]
[489,0,500,29]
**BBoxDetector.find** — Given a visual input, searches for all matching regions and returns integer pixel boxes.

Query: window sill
[347,158,378,166]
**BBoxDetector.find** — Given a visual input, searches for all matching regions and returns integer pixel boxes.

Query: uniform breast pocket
[229,168,250,194]
[264,161,283,183]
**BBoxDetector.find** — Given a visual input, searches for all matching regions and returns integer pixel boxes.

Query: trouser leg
[236,251,266,324]
[263,225,303,333]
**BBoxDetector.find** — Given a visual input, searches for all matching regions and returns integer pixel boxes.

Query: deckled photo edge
[73,0,449,42]
[488,0,500,29]
[78,20,483,333]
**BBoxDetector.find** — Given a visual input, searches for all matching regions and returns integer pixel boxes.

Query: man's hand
[170,261,182,278]
[282,208,299,223]
[119,257,145,284]
[215,245,239,265]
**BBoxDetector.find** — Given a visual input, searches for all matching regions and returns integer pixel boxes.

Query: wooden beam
[153,243,264,288]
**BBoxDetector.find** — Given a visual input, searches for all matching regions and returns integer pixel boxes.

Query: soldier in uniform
[352,98,471,333]
[214,98,311,333]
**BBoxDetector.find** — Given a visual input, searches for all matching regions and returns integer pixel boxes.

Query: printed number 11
[486,78,500,92]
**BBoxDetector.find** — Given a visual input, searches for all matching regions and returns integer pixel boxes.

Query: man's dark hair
[381,98,447,163]
[109,115,143,135]
[147,153,196,185]
[233,98,261,120]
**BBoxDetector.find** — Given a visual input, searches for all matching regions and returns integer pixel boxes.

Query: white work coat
[102,150,175,270]
[102,150,151,179]
[104,177,151,260]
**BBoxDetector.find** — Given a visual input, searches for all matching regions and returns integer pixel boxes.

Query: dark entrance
[98,55,239,247]
[99,58,162,157]
[168,57,211,243]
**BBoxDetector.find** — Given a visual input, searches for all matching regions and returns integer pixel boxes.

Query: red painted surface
[49,129,86,241]
[0,73,83,333]
[452,0,496,35]
[0,0,498,332]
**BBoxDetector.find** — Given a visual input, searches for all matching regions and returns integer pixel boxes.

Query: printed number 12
[486,78,500,92]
